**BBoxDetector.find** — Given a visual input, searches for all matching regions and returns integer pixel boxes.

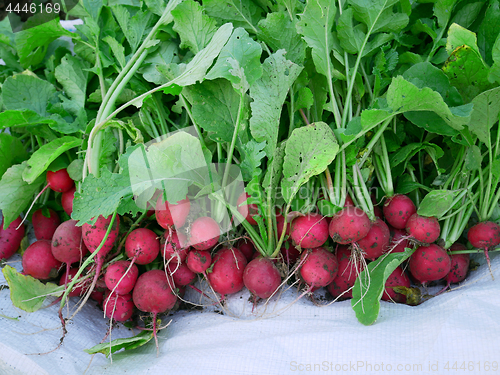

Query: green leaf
[22,136,82,184]
[465,145,482,171]
[468,87,500,144]
[351,248,416,326]
[296,0,336,79]
[67,159,84,182]
[350,0,409,34]
[190,79,243,143]
[417,190,457,218]
[489,34,500,84]
[239,140,266,181]
[2,266,63,313]
[249,50,302,158]
[0,134,28,179]
[257,11,306,65]
[2,74,56,117]
[262,141,286,194]
[281,122,338,203]
[477,0,500,66]
[55,55,89,113]
[141,40,180,84]
[0,162,45,229]
[84,329,155,357]
[442,45,496,104]
[395,174,432,195]
[112,7,154,53]
[103,36,126,69]
[203,0,263,33]
[446,23,479,55]
[434,0,458,28]
[390,142,444,171]
[337,8,364,54]
[172,0,218,54]
[295,86,314,111]
[206,27,263,93]
[14,18,74,68]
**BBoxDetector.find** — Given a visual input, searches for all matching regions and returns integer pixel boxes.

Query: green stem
[426,26,447,63]
[221,94,244,190]
[358,117,392,167]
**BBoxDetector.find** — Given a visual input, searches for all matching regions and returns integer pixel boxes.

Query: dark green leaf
[0,134,28,179]
[477,0,500,66]
[464,145,482,171]
[203,0,264,33]
[395,174,432,195]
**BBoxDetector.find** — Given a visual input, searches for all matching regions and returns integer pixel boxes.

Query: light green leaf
[350,0,409,34]
[417,190,457,218]
[55,55,89,112]
[257,11,306,65]
[464,145,482,171]
[203,0,263,33]
[141,40,180,84]
[489,33,500,84]
[434,0,458,28]
[446,23,479,55]
[281,122,338,203]
[112,7,154,53]
[469,87,500,144]
[337,7,364,54]
[352,248,416,326]
[249,50,302,158]
[172,0,218,54]
[239,140,266,181]
[103,36,126,69]
[206,27,263,92]
[2,74,55,117]
[2,266,63,313]
[67,159,84,182]
[84,329,155,357]
[22,136,82,184]
[0,134,28,179]
[0,163,45,228]
[262,141,286,194]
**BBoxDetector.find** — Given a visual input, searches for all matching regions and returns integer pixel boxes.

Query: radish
[186,250,212,274]
[280,241,301,265]
[388,226,410,253]
[299,247,338,288]
[0,216,25,260]
[22,240,62,280]
[381,266,411,303]
[383,194,416,229]
[51,219,89,265]
[237,239,255,262]
[161,230,189,263]
[32,208,60,241]
[155,195,190,229]
[104,260,139,295]
[243,257,281,299]
[189,216,220,251]
[167,261,196,286]
[329,206,371,244]
[357,218,390,260]
[446,243,470,285]
[236,192,259,225]
[207,247,247,295]
[103,292,135,322]
[467,221,500,274]
[132,270,178,349]
[290,213,329,249]
[406,213,440,244]
[46,168,75,193]
[61,187,76,216]
[125,227,160,265]
[409,244,451,285]
[327,245,363,299]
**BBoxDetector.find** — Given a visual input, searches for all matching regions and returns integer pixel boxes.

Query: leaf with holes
[281,122,338,203]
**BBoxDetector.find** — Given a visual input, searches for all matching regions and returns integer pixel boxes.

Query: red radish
[59,267,87,297]
[155,195,190,229]
[167,261,196,286]
[383,194,416,229]
[299,247,339,288]
[357,218,390,260]
[186,250,212,273]
[276,214,291,240]
[389,226,410,253]
[132,270,178,348]
[344,195,354,207]
[290,213,329,249]
[32,208,60,241]
[446,243,470,285]
[51,219,88,265]
[82,215,120,260]
[382,266,411,303]
[161,230,189,263]
[125,228,160,265]
[467,221,500,274]
[329,206,371,244]
[46,168,74,193]
[327,246,363,299]
[236,192,259,225]
[61,187,76,216]
[243,257,281,299]
[103,292,134,322]
[280,241,301,265]
[373,205,383,220]
[104,260,139,295]
[189,216,220,251]
[0,216,25,260]
[406,213,440,244]
[409,244,451,285]
[237,239,255,262]
[207,247,247,295]
[22,240,62,280]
